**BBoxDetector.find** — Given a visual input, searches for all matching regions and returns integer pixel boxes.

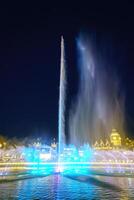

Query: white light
[40,153,51,160]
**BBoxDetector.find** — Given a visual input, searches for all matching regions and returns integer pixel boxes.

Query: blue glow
[2,144,134,177]
[17,145,93,176]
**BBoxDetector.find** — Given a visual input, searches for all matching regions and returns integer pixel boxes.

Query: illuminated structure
[110,129,121,148]
[93,129,123,150]
[51,138,57,149]
[93,139,112,150]
[0,136,7,149]
[124,137,134,150]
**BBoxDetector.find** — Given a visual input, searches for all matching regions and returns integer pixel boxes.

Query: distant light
[40,153,51,160]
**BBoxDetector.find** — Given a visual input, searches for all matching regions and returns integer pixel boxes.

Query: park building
[51,138,57,149]
[110,128,121,148]
[124,137,134,150]
[93,139,112,150]
[93,128,122,150]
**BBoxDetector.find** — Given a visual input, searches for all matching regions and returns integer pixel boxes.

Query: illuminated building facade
[93,129,122,150]
[93,139,112,150]
[110,129,121,148]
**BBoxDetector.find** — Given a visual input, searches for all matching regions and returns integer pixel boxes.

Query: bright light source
[40,153,51,160]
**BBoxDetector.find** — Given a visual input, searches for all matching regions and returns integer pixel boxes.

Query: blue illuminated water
[0,175,134,199]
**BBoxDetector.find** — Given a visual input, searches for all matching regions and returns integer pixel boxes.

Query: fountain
[69,35,125,146]
[58,36,66,156]
[0,35,134,180]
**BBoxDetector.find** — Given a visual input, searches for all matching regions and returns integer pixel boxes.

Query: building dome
[110,129,121,147]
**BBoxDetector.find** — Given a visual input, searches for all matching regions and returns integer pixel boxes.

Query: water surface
[0,175,133,199]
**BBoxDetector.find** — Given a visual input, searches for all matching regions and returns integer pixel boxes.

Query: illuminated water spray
[58,36,66,156]
[69,35,125,146]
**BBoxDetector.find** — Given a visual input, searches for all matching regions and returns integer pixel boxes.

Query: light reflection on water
[0,175,133,199]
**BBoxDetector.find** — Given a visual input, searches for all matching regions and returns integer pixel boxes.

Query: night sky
[0,2,134,140]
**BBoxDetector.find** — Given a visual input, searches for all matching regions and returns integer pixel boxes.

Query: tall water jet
[58,36,66,155]
[69,35,125,147]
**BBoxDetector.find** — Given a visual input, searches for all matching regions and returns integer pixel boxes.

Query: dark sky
[0,2,134,140]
